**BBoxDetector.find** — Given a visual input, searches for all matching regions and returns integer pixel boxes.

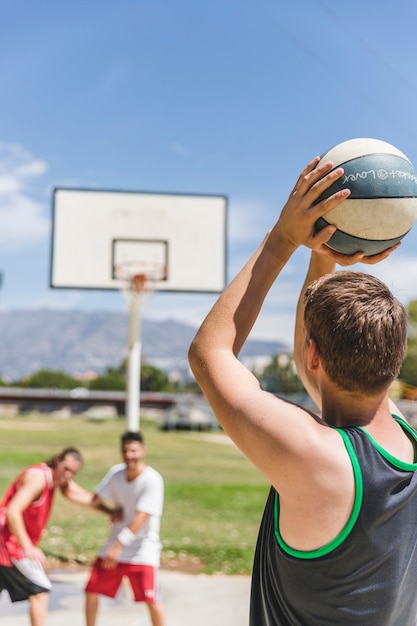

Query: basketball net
[114,260,167,311]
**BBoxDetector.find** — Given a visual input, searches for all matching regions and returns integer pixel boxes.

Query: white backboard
[50,188,228,293]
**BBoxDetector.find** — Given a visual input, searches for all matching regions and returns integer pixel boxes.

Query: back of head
[303,271,407,395]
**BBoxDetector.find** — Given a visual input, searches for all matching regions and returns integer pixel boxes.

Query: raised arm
[293,252,337,410]
[189,158,350,488]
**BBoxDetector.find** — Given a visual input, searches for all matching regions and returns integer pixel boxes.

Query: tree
[18,369,79,389]
[259,353,305,394]
[141,364,170,392]
[89,371,126,391]
[90,361,170,392]
[399,300,417,388]
[11,360,172,393]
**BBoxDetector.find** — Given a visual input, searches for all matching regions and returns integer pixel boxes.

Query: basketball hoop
[114,260,167,309]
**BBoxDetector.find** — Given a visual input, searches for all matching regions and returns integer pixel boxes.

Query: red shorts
[85,558,160,603]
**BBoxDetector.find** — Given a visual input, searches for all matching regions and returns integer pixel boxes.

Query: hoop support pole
[117,266,163,432]
[126,292,141,431]
[126,341,140,431]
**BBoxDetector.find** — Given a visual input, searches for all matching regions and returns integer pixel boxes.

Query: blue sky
[1,0,417,347]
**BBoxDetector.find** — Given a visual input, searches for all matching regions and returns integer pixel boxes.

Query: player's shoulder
[25,462,48,474]
[143,465,164,484]
[104,463,126,480]
[23,463,51,483]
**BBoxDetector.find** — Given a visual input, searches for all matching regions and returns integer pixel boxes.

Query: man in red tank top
[0,447,105,626]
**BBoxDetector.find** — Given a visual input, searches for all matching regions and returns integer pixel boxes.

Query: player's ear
[306,338,320,371]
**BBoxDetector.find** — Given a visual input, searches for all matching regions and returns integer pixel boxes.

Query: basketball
[315,138,417,255]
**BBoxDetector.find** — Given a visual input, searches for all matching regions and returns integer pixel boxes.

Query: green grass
[0,414,269,574]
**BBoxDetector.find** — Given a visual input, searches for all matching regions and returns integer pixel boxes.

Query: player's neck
[125,460,146,480]
[321,386,390,429]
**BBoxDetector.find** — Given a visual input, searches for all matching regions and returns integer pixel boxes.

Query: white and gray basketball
[315,138,417,255]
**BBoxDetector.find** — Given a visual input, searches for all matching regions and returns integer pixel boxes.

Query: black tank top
[250,417,417,625]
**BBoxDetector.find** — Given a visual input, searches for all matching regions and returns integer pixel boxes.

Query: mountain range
[0,309,287,381]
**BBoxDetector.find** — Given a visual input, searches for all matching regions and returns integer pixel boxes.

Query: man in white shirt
[85,431,165,626]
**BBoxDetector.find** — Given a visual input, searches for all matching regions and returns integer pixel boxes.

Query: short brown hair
[121,431,144,447]
[303,270,407,395]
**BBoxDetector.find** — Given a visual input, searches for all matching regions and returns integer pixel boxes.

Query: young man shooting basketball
[189,157,417,624]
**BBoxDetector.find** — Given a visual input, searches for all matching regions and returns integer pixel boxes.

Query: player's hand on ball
[276,157,351,251]
[318,241,401,266]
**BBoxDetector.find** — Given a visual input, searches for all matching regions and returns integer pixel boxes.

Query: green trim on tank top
[274,428,363,559]
[274,415,417,559]
[357,415,417,470]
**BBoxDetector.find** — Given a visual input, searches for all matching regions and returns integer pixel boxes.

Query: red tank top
[0,463,55,565]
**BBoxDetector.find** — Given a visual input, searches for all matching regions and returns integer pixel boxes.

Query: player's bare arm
[189,158,350,489]
[88,491,122,517]
[61,483,123,521]
[5,472,47,566]
[60,479,93,504]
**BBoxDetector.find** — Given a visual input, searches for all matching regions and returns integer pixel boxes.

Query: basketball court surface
[0,568,250,625]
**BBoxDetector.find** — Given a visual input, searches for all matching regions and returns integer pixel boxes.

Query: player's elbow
[188,339,205,383]
[189,336,218,390]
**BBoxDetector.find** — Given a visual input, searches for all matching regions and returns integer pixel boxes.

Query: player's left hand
[318,241,401,266]
[110,506,124,523]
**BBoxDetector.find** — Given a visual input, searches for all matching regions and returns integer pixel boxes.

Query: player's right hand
[24,545,47,569]
[275,157,350,252]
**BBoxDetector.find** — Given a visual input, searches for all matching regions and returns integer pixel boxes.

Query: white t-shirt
[95,463,164,565]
